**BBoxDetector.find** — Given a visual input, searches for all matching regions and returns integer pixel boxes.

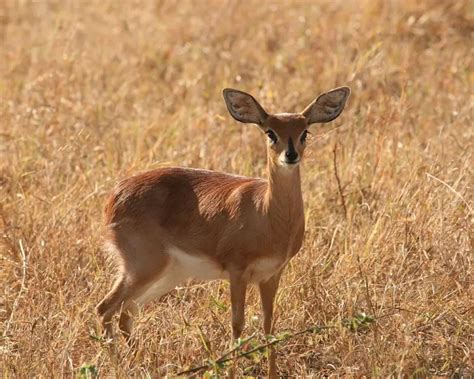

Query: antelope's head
[223,87,350,168]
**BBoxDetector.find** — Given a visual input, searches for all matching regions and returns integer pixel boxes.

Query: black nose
[285,137,299,162]
[285,149,298,161]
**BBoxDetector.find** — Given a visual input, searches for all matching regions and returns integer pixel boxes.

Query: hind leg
[98,225,159,336]
[117,264,185,341]
[97,273,161,340]
[97,275,128,339]
[118,301,139,341]
[98,223,182,341]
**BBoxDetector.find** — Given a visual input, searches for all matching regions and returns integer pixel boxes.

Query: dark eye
[266,130,278,144]
[300,130,309,144]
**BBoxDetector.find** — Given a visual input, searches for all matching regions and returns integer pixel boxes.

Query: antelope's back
[104,167,268,242]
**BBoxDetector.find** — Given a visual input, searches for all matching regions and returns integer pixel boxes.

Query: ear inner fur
[223,88,268,125]
[302,86,351,124]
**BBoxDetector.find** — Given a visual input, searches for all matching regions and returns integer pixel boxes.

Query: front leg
[229,273,248,340]
[259,270,283,378]
[228,273,248,378]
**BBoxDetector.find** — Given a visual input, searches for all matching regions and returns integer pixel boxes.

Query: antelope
[97,86,350,375]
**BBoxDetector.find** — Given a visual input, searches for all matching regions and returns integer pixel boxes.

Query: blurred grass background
[1,0,472,376]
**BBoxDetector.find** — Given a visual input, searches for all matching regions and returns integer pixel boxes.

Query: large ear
[223,88,268,125]
[302,86,351,124]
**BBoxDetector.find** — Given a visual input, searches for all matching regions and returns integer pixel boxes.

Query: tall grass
[1,0,472,376]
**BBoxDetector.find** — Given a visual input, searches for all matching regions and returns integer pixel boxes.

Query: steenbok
[97,86,350,375]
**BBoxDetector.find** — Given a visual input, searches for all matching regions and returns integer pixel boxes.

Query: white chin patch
[279,160,300,168]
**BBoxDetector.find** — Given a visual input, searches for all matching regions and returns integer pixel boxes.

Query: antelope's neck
[264,157,304,230]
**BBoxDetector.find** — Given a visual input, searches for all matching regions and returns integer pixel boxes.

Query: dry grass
[1,0,473,377]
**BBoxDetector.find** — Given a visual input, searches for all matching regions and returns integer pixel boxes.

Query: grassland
[1,0,473,377]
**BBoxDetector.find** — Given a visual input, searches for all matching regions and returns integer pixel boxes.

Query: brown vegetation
[1,0,472,377]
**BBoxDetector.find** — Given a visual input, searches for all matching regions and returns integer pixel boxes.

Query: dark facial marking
[266,129,278,144]
[300,130,308,144]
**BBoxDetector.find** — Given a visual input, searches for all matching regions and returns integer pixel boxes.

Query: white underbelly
[244,256,284,283]
[135,245,227,304]
[167,245,228,281]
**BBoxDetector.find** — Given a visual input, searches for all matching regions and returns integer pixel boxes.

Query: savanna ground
[1,0,473,377]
